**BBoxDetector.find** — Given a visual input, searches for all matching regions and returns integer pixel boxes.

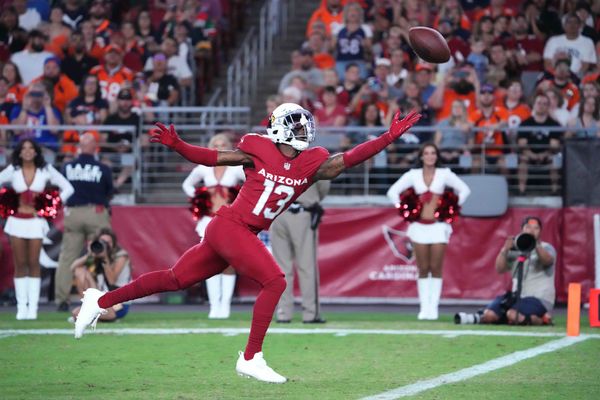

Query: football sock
[244,275,286,360]
[98,269,180,309]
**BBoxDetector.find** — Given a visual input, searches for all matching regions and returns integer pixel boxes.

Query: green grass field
[1,310,598,400]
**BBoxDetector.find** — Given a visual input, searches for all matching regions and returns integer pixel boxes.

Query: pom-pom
[35,188,62,220]
[435,189,461,223]
[398,188,422,222]
[0,187,19,219]
[189,186,213,221]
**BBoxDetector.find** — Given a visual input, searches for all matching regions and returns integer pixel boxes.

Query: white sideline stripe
[1,327,600,339]
[360,336,590,400]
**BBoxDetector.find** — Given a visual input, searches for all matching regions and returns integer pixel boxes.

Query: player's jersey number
[252,179,295,219]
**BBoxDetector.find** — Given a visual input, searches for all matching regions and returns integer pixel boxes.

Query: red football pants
[98,215,286,360]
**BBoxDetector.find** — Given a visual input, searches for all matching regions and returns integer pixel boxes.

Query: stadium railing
[1,118,595,203]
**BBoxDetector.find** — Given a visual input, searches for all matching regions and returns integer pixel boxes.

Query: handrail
[207,0,294,108]
[3,120,593,202]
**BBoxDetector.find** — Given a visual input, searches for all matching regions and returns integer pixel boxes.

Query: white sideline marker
[360,336,590,400]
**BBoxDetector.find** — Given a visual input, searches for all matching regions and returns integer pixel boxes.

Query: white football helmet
[266,103,316,151]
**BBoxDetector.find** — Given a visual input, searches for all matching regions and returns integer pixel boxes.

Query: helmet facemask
[267,104,316,151]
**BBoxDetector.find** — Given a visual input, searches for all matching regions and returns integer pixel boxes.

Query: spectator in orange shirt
[88,0,115,48]
[503,80,531,141]
[468,83,509,174]
[306,0,344,39]
[433,0,472,31]
[80,19,105,62]
[1,61,26,103]
[32,56,79,114]
[537,59,580,112]
[306,30,335,70]
[428,64,479,120]
[90,45,135,106]
[47,6,72,58]
[61,111,101,160]
[0,76,15,121]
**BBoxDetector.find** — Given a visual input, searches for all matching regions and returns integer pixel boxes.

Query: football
[408,26,451,64]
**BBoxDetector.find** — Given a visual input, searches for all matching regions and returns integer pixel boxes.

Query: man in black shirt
[61,30,99,86]
[55,133,113,311]
[102,88,139,189]
[517,93,562,194]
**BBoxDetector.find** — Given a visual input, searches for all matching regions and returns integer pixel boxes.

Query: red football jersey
[217,134,329,231]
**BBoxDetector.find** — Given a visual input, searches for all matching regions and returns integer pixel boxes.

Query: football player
[74,103,421,383]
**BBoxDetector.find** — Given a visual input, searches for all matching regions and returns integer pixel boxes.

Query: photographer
[70,228,131,322]
[457,217,555,325]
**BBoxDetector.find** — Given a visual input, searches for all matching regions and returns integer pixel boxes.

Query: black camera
[512,233,536,253]
[90,239,109,255]
[454,310,483,324]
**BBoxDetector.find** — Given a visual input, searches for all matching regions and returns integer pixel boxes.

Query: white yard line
[360,336,590,400]
[0,327,599,339]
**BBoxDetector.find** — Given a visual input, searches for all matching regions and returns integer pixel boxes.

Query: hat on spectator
[415,63,433,72]
[104,44,123,55]
[375,57,391,68]
[480,83,495,94]
[44,56,61,67]
[117,88,133,100]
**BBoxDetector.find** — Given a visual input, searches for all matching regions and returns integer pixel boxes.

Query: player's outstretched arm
[149,122,253,166]
[313,111,421,180]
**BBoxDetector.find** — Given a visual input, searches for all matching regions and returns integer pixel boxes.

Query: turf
[0,310,598,400]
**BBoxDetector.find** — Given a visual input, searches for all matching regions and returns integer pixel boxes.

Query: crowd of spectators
[270,0,600,194]
[1,0,599,195]
[0,0,233,189]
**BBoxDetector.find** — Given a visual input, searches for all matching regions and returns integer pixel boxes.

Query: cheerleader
[0,139,74,320]
[387,143,470,320]
[182,133,245,319]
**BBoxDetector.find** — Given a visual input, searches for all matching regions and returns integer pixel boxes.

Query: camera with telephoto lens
[511,233,536,253]
[90,239,108,255]
[88,239,109,276]
[454,310,483,324]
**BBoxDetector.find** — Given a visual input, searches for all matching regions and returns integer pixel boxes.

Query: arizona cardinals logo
[283,162,291,170]
[381,225,415,263]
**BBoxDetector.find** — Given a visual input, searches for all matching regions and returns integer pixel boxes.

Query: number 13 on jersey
[252,179,295,220]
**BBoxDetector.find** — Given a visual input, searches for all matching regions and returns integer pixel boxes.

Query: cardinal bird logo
[283,162,291,170]
[381,225,415,263]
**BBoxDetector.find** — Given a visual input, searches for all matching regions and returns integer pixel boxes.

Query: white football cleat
[235,351,287,383]
[74,288,107,339]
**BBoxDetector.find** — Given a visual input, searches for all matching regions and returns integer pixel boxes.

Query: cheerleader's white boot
[206,274,222,319]
[427,278,443,320]
[217,274,236,319]
[26,277,41,320]
[417,278,430,320]
[14,277,28,320]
